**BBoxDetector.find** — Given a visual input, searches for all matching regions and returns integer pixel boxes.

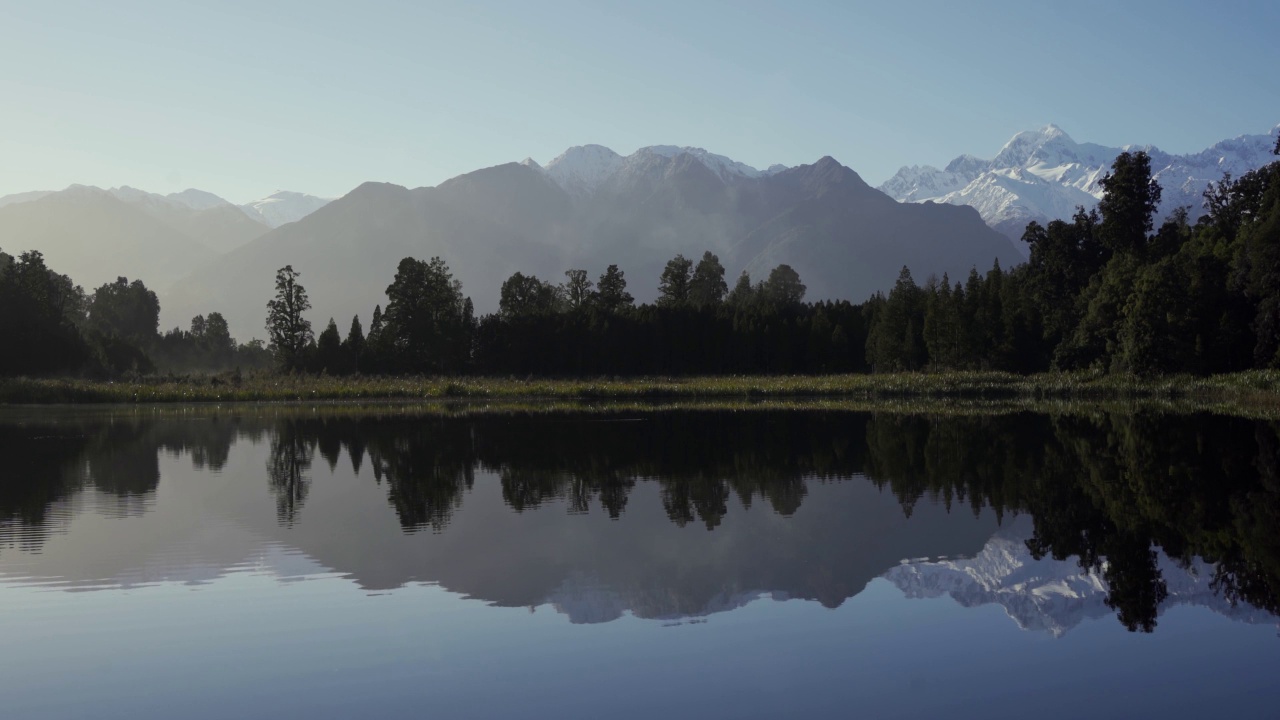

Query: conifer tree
[596,264,634,313]
[689,251,728,308]
[265,265,313,371]
[657,254,694,307]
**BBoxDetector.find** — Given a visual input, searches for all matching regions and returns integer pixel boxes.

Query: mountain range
[881,124,1280,243]
[0,185,331,294]
[165,147,1016,338]
[2,123,1276,339]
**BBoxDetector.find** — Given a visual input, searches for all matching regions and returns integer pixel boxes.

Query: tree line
[0,254,272,377]
[263,254,866,375]
[4,138,1278,378]
[864,141,1280,374]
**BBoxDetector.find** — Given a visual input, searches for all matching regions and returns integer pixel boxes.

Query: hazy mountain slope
[0,186,216,292]
[239,191,332,228]
[168,151,1020,340]
[0,190,54,209]
[108,186,271,254]
[167,165,575,339]
[735,157,1019,299]
[881,124,1280,243]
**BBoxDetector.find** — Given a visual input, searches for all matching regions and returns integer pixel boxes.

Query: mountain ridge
[165,150,1020,338]
[881,123,1280,243]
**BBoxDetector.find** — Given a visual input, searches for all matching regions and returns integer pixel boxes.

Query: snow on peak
[543,145,625,196]
[879,123,1280,240]
[238,191,332,229]
[636,145,774,181]
[519,157,543,171]
[539,144,786,196]
[882,516,1276,637]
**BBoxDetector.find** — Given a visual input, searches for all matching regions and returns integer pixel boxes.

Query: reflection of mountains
[884,516,1277,637]
[1,409,1277,633]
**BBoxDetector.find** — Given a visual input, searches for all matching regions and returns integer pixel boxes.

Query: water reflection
[0,407,1277,634]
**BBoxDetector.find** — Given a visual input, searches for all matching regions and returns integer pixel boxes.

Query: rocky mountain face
[880,124,1280,244]
[168,147,1020,339]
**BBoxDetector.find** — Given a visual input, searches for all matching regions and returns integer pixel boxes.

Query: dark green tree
[689,251,728,308]
[265,265,314,371]
[726,271,755,307]
[1097,151,1162,256]
[866,266,925,371]
[595,264,634,313]
[657,254,693,307]
[381,257,474,374]
[563,269,593,310]
[499,272,563,317]
[0,249,90,375]
[87,276,160,346]
[760,264,806,306]
[315,318,344,373]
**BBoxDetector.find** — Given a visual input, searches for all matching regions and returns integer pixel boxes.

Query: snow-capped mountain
[882,516,1276,637]
[530,144,789,197]
[238,190,332,228]
[880,124,1280,243]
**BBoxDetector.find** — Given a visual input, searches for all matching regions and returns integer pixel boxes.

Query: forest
[2,138,1278,379]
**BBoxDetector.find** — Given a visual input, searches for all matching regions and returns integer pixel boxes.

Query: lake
[1,405,1276,719]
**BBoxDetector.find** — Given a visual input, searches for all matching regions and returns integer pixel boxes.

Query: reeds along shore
[3,370,1280,407]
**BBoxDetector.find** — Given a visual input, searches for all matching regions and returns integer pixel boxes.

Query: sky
[2,0,1278,203]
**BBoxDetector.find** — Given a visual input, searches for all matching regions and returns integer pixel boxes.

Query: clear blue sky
[2,0,1277,203]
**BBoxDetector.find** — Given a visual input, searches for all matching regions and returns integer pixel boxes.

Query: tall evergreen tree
[595,264,634,313]
[1097,151,1162,256]
[657,254,694,307]
[689,251,728,308]
[265,265,314,371]
[726,271,755,307]
[316,317,343,373]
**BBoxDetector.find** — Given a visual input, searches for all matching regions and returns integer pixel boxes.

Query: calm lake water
[1,405,1277,719]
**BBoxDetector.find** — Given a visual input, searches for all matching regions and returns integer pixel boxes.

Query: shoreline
[3,370,1279,411]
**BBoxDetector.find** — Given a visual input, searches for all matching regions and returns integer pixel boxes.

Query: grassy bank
[3,369,1280,407]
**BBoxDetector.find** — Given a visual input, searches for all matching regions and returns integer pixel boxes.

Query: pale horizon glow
[2,0,1278,203]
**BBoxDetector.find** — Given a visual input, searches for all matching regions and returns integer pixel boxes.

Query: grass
[3,369,1280,410]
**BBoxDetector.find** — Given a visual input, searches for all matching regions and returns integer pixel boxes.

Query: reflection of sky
[2,568,1277,720]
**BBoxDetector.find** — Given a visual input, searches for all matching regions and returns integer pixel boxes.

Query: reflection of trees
[862,411,1280,631]
[266,422,313,527]
[363,419,475,533]
[3,407,1280,633]
[0,424,91,546]
[0,414,243,548]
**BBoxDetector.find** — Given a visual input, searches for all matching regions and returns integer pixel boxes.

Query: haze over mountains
[2,123,1276,340]
[0,185,331,293]
[882,124,1280,243]
[162,146,1018,338]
